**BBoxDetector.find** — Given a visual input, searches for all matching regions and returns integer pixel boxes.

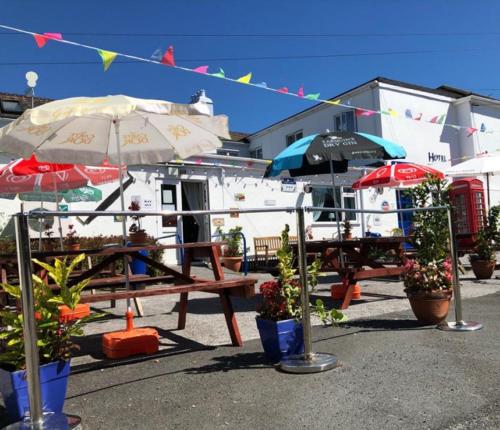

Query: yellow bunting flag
[331,99,341,105]
[98,49,118,71]
[236,72,252,84]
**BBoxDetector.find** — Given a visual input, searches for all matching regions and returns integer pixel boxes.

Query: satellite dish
[25,71,38,88]
[27,208,54,233]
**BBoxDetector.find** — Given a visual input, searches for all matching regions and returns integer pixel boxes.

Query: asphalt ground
[1,268,500,429]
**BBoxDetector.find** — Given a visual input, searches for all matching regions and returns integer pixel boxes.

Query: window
[286,130,303,146]
[0,100,23,114]
[161,184,178,228]
[334,111,356,132]
[216,148,239,156]
[312,185,357,222]
[250,147,263,159]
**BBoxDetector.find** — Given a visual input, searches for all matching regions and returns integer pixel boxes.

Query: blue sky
[1,0,500,133]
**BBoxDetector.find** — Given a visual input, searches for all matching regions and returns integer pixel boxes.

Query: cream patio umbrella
[0,94,230,313]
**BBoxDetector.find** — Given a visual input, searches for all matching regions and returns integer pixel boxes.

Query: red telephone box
[449,178,486,249]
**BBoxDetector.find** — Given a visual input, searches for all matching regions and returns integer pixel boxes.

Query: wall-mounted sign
[264,199,276,206]
[212,218,225,227]
[234,193,245,201]
[281,177,296,193]
[143,198,153,210]
[428,152,447,163]
[229,208,240,218]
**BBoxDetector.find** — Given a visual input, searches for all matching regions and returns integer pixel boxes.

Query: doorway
[181,181,209,243]
[396,189,413,236]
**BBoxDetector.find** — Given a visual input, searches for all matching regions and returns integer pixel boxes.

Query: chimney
[190,89,214,116]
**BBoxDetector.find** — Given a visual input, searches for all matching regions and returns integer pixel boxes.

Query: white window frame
[286,129,303,147]
[312,185,358,223]
[250,147,263,159]
[333,111,357,132]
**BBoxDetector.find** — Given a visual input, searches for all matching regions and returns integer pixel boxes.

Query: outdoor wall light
[303,183,313,193]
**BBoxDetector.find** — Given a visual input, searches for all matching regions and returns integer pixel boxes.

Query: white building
[248,77,500,238]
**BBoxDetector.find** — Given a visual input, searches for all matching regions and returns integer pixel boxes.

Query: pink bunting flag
[33,32,62,48]
[355,108,376,117]
[467,127,478,137]
[277,87,288,94]
[161,46,175,66]
[195,158,202,165]
[193,65,209,74]
[430,116,439,123]
[297,86,304,97]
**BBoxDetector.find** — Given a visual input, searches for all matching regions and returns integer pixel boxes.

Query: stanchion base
[279,352,337,374]
[438,321,483,331]
[2,413,82,430]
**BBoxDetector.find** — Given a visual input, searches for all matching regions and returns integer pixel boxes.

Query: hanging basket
[129,231,148,245]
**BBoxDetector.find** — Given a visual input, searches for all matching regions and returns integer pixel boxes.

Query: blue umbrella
[265,132,406,178]
[264,131,406,238]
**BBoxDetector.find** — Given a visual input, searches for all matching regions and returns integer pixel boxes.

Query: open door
[181,181,209,243]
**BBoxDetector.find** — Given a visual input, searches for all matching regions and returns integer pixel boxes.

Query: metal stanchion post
[438,207,482,332]
[280,208,337,373]
[4,213,82,430]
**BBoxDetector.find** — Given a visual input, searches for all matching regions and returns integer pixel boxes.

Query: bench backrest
[254,236,298,253]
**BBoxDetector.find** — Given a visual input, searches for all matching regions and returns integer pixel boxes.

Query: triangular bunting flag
[388,108,398,117]
[151,48,163,61]
[405,109,413,119]
[304,93,320,100]
[193,65,209,74]
[277,87,289,94]
[326,99,341,105]
[33,34,48,48]
[414,113,422,121]
[430,116,439,123]
[355,108,376,117]
[467,127,478,137]
[212,68,225,78]
[161,46,175,66]
[438,114,446,124]
[97,49,118,71]
[297,86,304,97]
[255,82,268,88]
[480,123,486,132]
[236,72,252,84]
[44,32,62,41]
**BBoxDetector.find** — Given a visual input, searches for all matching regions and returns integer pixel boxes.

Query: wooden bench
[254,235,297,267]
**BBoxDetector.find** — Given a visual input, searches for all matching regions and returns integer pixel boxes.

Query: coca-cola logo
[375,167,388,178]
[5,174,32,183]
[398,167,417,174]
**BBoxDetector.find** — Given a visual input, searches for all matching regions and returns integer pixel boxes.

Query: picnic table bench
[292,237,408,309]
[0,242,257,347]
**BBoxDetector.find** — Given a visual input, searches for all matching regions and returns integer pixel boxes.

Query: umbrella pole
[38,201,43,252]
[329,156,345,271]
[53,177,64,251]
[486,173,491,210]
[114,119,132,313]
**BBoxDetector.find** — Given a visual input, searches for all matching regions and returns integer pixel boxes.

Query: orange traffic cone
[102,308,159,359]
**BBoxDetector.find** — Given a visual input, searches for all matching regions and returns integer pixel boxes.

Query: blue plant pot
[127,242,148,276]
[0,360,70,421]
[255,317,304,363]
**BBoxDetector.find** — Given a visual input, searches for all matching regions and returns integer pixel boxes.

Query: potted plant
[403,176,453,324]
[342,219,353,240]
[256,225,344,362]
[217,226,244,272]
[64,224,80,251]
[128,200,147,245]
[469,206,499,279]
[0,254,94,421]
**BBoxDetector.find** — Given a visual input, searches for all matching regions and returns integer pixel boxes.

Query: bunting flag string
[1,23,498,138]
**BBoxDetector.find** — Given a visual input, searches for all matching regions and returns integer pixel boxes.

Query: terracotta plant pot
[68,243,80,251]
[407,290,452,325]
[129,231,148,245]
[222,256,242,272]
[470,259,496,279]
[331,282,361,300]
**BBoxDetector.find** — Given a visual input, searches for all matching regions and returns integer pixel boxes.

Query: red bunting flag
[277,87,288,94]
[467,127,478,137]
[33,32,62,48]
[430,116,439,123]
[297,86,304,97]
[355,108,376,117]
[161,46,175,66]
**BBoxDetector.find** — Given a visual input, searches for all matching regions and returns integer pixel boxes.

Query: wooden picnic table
[0,242,257,347]
[291,237,409,309]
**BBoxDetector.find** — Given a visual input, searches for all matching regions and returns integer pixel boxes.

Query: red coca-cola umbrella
[0,155,123,193]
[352,162,444,190]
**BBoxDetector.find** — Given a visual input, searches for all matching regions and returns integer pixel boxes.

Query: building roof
[0,92,52,118]
[247,77,500,138]
[228,131,249,142]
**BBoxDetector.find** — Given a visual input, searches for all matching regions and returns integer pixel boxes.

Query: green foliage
[471,205,500,262]
[406,175,450,264]
[0,254,97,371]
[217,226,244,257]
